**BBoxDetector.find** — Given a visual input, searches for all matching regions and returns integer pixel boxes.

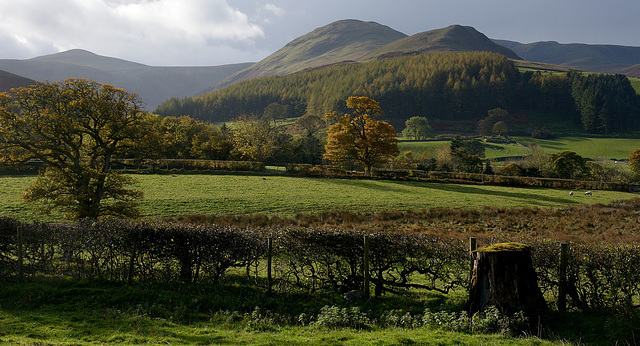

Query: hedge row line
[285,164,630,192]
[112,159,265,172]
[0,159,266,175]
[1,217,638,309]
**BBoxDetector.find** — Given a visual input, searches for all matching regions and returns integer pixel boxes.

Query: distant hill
[365,25,521,60]
[0,70,36,92]
[219,21,523,88]
[218,20,407,88]
[495,40,640,77]
[0,49,252,109]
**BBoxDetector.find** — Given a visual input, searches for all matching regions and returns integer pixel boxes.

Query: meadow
[399,135,640,161]
[0,173,633,223]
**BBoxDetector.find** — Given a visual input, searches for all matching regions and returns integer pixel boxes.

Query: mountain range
[0,19,639,111]
[495,40,640,77]
[0,50,251,109]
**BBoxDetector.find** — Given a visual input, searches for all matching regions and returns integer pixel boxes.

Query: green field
[399,136,640,161]
[630,77,640,94]
[0,280,562,345]
[0,173,634,222]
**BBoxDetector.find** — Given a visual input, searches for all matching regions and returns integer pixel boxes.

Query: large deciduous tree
[324,96,399,175]
[548,150,590,180]
[0,79,149,219]
[231,116,285,163]
[401,116,434,140]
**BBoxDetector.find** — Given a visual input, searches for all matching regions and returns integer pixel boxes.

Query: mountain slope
[366,25,521,60]
[218,19,408,87]
[0,49,252,109]
[0,70,36,92]
[495,40,640,77]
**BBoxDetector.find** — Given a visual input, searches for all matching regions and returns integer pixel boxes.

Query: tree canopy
[324,96,399,174]
[0,79,148,219]
[548,150,590,180]
[402,116,434,140]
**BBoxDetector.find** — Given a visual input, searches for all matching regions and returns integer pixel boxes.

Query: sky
[1,0,639,67]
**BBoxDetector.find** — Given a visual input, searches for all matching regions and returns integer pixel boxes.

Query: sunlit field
[0,173,633,222]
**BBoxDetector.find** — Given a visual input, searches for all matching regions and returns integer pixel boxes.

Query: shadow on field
[423,183,576,206]
[324,178,576,207]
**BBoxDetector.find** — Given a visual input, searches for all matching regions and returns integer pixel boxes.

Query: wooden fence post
[469,237,477,282]
[17,225,24,281]
[127,241,137,285]
[363,235,370,298]
[558,242,569,311]
[267,236,273,296]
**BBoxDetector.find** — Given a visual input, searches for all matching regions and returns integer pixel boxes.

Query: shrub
[496,162,525,176]
[531,126,553,139]
[313,305,371,329]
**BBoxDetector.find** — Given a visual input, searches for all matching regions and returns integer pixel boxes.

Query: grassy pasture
[399,136,640,161]
[629,77,640,94]
[0,173,633,222]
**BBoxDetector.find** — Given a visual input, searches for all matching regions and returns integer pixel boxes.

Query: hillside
[0,70,36,92]
[366,25,521,60]
[0,50,252,109]
[217,20,407,88]
[157,52,522,126]
[495,40,640,77]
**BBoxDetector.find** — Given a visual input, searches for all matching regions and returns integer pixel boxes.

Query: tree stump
[464,242,546,317]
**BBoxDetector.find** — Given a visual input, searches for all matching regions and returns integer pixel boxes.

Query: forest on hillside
[156,52,640,134]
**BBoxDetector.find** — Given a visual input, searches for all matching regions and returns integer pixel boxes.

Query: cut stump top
[474,242,530,253]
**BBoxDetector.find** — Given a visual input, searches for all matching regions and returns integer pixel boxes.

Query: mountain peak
[365,25,521,60]
[218,19,407,86]
[29,49,147,69]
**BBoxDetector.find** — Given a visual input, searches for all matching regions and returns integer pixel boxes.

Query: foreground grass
[0,174,633,222]
[0,279,571,345]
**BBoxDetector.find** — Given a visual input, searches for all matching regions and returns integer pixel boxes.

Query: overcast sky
[1,0,639,66]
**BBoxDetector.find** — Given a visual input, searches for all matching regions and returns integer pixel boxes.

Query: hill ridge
[0,51,252,109]
[365,24,521,60]
[217,19,407,88]
[494,39,640,77]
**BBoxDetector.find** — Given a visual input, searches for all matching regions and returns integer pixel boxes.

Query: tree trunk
[464,242,546,317]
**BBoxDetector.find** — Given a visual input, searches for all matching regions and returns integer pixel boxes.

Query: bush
[422,306,528,335]
[313,305,371,329]
[496,162,525,177]
[531,126,553,139]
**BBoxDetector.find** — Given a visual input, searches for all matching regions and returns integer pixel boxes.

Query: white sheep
[585,191,592,196]
[569,191,574,196]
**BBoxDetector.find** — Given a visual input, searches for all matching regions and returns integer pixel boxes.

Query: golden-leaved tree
[324,96,399,175]
[0,79,152,219]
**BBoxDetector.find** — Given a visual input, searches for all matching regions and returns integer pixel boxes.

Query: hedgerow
[1,216,639,310]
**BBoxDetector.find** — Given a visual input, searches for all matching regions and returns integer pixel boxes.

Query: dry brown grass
[165,198,640,245]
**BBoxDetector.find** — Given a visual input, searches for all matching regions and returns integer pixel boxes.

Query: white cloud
[264,4,285,16]
[0,0,265,65]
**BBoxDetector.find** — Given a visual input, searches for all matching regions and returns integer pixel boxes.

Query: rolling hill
[495,40,640,77]
[0,70,36,92]
[365,25,521,60]
[219,21,521,88]
[216,20,408,88]
[0,50,252,109]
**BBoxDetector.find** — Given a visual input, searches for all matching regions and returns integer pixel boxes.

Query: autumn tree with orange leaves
[324,96,398,175]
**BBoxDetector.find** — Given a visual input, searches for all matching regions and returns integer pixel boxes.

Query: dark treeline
[155,52,640,134]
